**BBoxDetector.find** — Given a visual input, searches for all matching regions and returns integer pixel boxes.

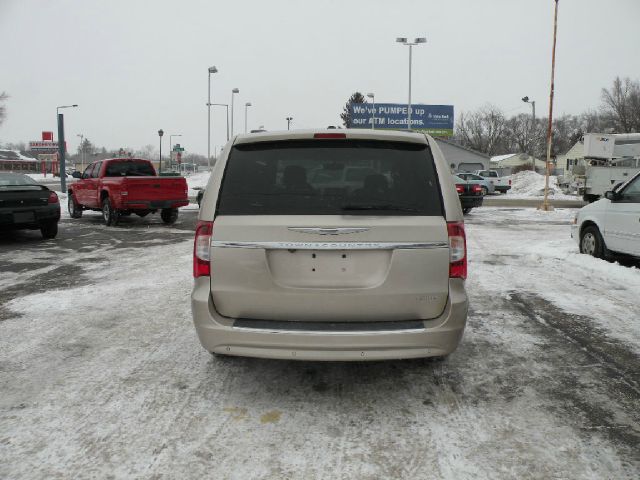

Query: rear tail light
[455,184,464,194]
[509,179,512,185]
[314,133,346,139]
[193,221,213,278]
[471,184,482,193]
[447,221,467,279]
[48,191,59,204]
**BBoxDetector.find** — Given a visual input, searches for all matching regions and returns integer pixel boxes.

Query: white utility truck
[475,170,511,193]
[578,133,640,202]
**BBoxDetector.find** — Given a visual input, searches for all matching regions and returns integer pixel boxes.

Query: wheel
[161,208,178,224]
[481,187,488,195]
[40,220,58,239]
[462,207,472,214]
[580,225,607,259]
[68,193,83,218]
[102,198,119,226]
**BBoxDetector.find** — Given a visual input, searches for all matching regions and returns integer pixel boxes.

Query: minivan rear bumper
[191,278,468,361]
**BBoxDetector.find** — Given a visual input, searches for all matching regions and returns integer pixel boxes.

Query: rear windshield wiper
[341,204,420,212]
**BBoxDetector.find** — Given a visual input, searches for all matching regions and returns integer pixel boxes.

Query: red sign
[42,131,54,141]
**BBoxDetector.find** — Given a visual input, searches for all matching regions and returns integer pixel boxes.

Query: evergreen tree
[340,92,366,128]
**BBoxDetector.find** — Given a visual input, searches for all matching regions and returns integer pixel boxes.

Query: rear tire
[68,193,83,218]
[40,220,58,239]
[161,208,178,224]
[102,198,119,226]
[580,225,607,259]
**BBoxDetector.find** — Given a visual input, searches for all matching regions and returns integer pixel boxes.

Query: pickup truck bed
[68,158,189,226]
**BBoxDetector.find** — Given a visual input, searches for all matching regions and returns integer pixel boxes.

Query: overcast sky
[1,0,639,156]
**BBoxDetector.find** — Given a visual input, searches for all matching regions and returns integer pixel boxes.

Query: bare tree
[0,92,8,126]
[455,104,507,156]
[601,77,640,132]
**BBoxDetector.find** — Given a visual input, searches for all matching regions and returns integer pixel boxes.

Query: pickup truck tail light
[447,221,467,279]
[193,221,213,278]
[48,191,59,204]
[455,184,464,194]
[509,179,512,186]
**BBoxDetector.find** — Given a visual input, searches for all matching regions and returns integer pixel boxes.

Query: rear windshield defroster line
[216,139,444,216]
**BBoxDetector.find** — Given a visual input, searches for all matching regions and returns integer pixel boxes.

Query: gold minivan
[191,129,468,361]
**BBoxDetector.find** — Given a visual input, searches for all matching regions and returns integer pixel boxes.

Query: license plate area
[13,211,35,223]
[266,249,391,288]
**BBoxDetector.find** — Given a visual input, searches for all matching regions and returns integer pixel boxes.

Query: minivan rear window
[216,139,443,216]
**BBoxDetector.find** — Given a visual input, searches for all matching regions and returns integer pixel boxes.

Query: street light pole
[522,96,536,171]
[56,104,78,192]
[207,66,218,171]
[286,116,293,130]
[366,93,375,129]
[230,88,239,137]
[211,104,230,141]
[244,102,252,133]
[396,37,426,130]
[158,129,164,173]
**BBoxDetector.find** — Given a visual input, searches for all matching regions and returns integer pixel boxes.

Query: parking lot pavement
[1,207,639,479]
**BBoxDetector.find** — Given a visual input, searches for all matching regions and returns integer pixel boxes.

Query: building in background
[0,149,39,172]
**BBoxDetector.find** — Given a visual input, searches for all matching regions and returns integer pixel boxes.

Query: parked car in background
[192,129,469,361]
[572,171,640,259]
[475,170,511,193]
[0,172,60,239]
[456,172,495,195]
[453,174,484,214]
[68,158,189,226]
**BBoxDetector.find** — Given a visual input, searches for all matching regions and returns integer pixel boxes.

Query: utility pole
[539,0,559,212]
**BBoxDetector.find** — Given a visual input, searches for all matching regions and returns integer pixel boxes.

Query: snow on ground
[506,170,576,199]
[466,207,640,353]
[1,207,639,478]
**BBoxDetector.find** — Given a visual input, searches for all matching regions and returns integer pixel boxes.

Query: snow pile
[508,170,576,199]
[185,171,211,198]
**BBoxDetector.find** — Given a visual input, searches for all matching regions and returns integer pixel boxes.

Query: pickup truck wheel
[161,208,178,225]
[68,194,83,218]
[102,198,119,226]
[580,225,607,259]
[40,220,58,239]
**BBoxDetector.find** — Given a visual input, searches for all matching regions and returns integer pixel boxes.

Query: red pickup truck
[68,158,189,226]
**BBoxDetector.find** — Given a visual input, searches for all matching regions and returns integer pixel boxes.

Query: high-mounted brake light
[193,221,213,278]
[48,191,59,204]
[447,221,467,280]
[314,133,346,139]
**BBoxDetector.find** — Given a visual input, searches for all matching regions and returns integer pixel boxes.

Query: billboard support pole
[57,114,66,192]
[407,44,412,130]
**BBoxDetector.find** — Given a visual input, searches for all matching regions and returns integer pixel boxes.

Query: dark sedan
[0,173,60,238]
[453,174,484,214]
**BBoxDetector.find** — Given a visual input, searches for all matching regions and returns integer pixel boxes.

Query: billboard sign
[349,103,454,136]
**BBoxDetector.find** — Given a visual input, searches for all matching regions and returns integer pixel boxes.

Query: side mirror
[72,171,82,179]
[604,191,621,201]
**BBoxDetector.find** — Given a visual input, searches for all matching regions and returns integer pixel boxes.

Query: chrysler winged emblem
[288,227,370,236]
